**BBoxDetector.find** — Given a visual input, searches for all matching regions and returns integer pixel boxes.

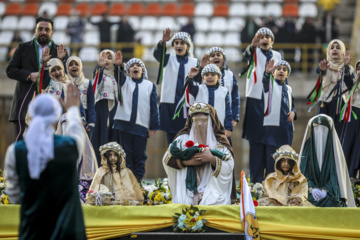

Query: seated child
[258,145,313,206]
[87,142,144,204]
[186,64,233,137]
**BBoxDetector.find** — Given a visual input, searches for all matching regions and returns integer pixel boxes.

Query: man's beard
[37,35,50,45]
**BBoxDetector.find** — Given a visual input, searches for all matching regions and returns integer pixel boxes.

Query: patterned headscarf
[171,32,194,58]
[201,64,222,78]
[274,60,292,75]
[257,27,274,40]
[125,58,149,80]
[66,56,85,86]
[208,46,228,70]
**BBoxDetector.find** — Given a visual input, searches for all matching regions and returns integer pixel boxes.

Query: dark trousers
[249,141,277,183]
[119,131,148,179]
[13,120,26,141]
[166,132,177,146]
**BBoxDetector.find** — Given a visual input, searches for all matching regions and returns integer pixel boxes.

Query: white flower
[0,183,4,188]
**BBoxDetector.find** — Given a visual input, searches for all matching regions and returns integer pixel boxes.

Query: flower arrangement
[235,177,263,206]
[141,178,172,205]
[0,169,10,205]
[172,205,208,233]
[351,182,360,207]
[86,189,114,206]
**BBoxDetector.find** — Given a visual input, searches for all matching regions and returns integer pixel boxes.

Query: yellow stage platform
[0,204,359,240]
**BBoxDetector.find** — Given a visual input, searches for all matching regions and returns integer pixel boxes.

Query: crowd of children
[6,21,360,207]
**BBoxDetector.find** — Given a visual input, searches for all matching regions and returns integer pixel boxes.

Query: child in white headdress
[66,56,96,135]
[153,29,199,145]
[186,64,233,136]
[208,47,240,133]
[91,49,121,166]
[113,55,160,182]
[241,27,283,184]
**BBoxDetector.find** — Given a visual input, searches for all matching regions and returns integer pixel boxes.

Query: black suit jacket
[6,40,65,121]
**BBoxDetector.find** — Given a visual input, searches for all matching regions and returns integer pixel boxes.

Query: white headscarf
[66,56,85,86]
[99,49,115,77]
[25,94,62,179]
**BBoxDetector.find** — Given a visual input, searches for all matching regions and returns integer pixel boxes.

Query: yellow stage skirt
[0,204,359,240]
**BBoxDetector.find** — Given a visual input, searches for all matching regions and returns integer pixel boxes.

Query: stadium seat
[109,3,126,16]
[52,31,69,45]
[210,17,228,31]
[299,3,317,17]
[20,31,33,42]
[207,32,223,45]
[283,4,298,17]
[5,3,21,15]
[0,31,14,45]
[229,3,247,17]
[248,3,265,17]
[214,0,230,2]
[53,16,69,30]
[158,16,178,31]
[177,16,190,28]
[22,3,38,16]
[145,3,161,16]
[225,32,240,45]
[84,31,100,45]
[193,32,206,45]
[140,16,158,31]
[1,16,18,30]
[85,16,102,31]
[162,3,178,16]
[213,4,229,17]
[180,3,195,17]
[38,2,57,17]
[141,47,155,62]
[0,2,6,17]
[25,0,41,2]
[195,3,213,16]
[75,3,90,17]
[265,3,282,17]
[284,0,299,2]
[128,16,141,31]
[18,16,36,30]
[224,47,241,61]
[60,0,75,3]
[228,17,245,31]
[194,17,210,31]
[194,47,207,59]
[92,3,108,16]
[128,3,144,16]
[134,31,154,45]
[79,47,99,62]
[56,3,72,16]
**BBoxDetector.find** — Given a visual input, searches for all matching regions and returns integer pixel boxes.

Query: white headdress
[208,46,228,70]
[171,32,194,58]
[201,64,222,78]
[125,58,149,80]
[25,94,62,179]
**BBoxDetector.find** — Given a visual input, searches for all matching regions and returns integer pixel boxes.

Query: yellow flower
[0,177,3,181]
[149,201,153,205]
[196,216,202,221]
[252,197,256,201]
[189,210,194,214]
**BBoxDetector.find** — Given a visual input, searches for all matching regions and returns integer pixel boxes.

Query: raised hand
[60,83,80,111]
[344,50,352,66]
[265,59,275,74]
[162,28,174,43]
[42,47,51,63]
[114,51,122,66]
[188,67,199,79]
[319,59,330,71]
[57,44,67,60]
[98,51,106,67]
[200,54,210,68]
[251,33,262,48]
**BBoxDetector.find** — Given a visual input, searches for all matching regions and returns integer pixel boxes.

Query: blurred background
[0,0,360,180]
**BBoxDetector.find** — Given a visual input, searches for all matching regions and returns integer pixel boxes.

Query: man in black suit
[6,17,67,140]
